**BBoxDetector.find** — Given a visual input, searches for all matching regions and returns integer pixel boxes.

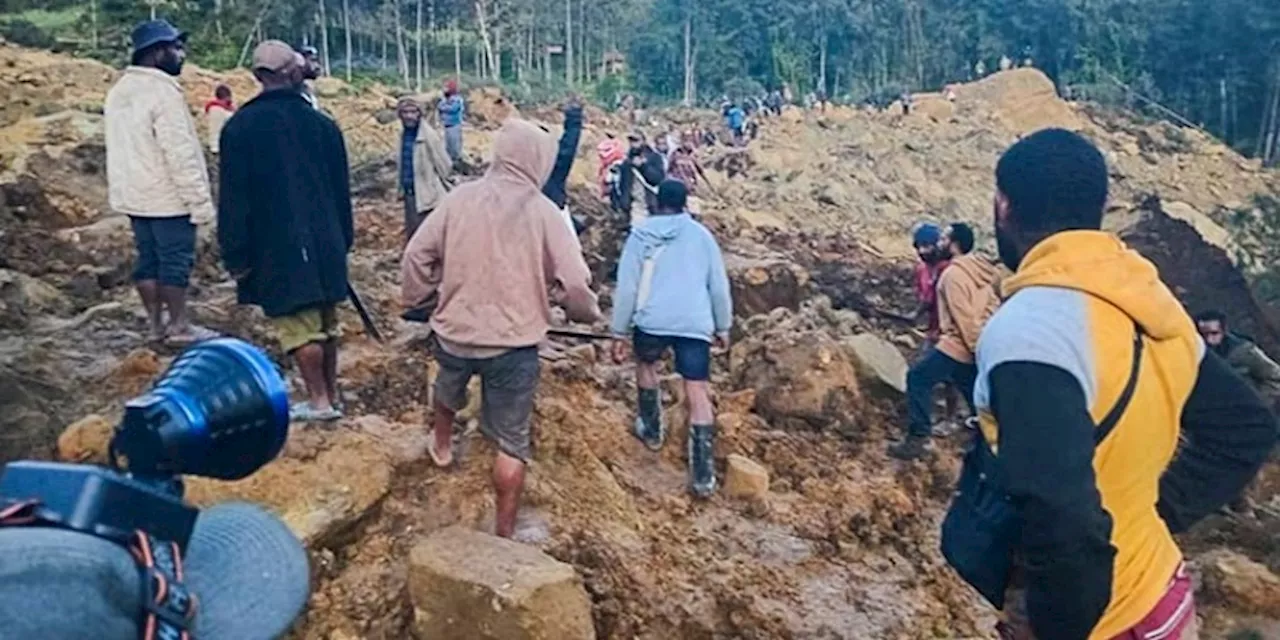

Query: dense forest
[1,0,1278,161]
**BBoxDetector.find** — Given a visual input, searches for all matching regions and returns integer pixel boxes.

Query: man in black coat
[218,40,353,423]
[616,131,665,227]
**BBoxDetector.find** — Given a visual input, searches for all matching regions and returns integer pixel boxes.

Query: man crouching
[401,119,601,538]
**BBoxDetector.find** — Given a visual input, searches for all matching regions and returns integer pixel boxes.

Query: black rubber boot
[888,434,931,461]
[688,424,718,498]
[632,387,665,451]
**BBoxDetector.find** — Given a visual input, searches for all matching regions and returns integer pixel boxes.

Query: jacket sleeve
[938,270,987,351]
[642,152,666,185]
[1243,345,1280,398]
[1157,350,1278,533]
[543,212,600,323]
[609,233,642,337]
[990,361,1116,640]
[329,123,354,252]
[401,209,445,309]
[216,123,251,274]
[154,90,215,224]
[426,128,453,181]
[707,233,733,336]
[541,106,584,208]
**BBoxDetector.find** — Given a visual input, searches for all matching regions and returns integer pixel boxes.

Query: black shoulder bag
[940,326,1144,608]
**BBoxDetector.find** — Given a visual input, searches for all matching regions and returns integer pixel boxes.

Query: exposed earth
[2,37,1280,639]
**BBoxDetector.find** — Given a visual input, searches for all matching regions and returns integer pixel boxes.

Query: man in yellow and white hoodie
[958,128,1276,640]
[105,20,215,345]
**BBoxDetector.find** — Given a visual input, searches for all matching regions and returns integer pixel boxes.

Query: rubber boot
[888,434,931,461]
[688,424,718,498]
[633,387,665,451]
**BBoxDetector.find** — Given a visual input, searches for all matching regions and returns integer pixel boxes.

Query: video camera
[0,338,291,551]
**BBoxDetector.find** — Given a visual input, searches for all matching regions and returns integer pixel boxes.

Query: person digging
[610,180,733,498]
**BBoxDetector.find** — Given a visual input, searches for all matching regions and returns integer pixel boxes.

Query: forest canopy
[1,0,1278,161]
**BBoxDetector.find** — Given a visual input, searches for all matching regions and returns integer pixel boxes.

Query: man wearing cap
[438,79,465,164]
[218,41,354,423]
[105,19,216,347]
[397,96,453,241]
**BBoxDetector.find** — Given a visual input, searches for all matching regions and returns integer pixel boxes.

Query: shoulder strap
[1094,323,1144,445]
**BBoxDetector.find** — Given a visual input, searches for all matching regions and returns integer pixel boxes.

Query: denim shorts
[129,215,196,288]
[633,330,712,381]
[433,345,540,462]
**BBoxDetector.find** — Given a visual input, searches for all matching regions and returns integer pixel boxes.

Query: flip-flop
[427,435,455,468]
[289,401,343,423]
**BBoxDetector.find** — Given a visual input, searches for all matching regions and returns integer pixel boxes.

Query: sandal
[290,401,343,423]
[427,435,455,468]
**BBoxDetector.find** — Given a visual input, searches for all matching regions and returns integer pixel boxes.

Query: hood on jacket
[633,213,691,249]
[1002,230,1193,341]
[487,119,557,188]
[948,251,1001,287]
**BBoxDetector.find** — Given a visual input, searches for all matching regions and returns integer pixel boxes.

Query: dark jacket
[616,146,664,213]
[541,105,583,209]
[1216,332,1280,405]
[217,89,353,318]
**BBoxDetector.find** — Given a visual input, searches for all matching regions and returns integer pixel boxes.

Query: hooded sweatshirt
[401,119,601,351]
[609,213,732,342]
[969,231,1276,640]
[936,251,1002,363]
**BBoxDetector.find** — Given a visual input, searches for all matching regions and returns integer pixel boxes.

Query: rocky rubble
[0,40,1275,638]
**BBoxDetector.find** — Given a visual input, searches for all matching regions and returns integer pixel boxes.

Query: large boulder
[185,429,392,548]
[1199,548,1280,617]
[0,268,70,328]
[732,329,863,433]
[408,526,595,640]
[725,253,812,317]
[843,333,908,395]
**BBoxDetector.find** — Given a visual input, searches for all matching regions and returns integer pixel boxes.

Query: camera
[0,338,291,550]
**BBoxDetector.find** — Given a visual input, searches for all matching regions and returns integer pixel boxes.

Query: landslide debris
[0,39,1276,638]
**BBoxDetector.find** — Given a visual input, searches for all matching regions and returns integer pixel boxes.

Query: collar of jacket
[245,88,311,108]
[123,65,182,90]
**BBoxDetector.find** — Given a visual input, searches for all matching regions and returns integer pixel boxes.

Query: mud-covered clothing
[1215,333,1280,405]
[914,258,950,341]
[971,231,1276,640]
[541,105,583,209]
[105,66,214,224]
[433,344,539,462]
[936,252,1001,364]
[401,119,601,352]
[217,89,353,319]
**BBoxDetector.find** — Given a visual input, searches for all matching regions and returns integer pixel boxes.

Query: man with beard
[297,45,323,109]
[218,41,353,422]
[616,131,665,227]
[1195,310,1280,408]
[950,128,1275,640]
[891,222,1001,460]
[105,19,215,346]
[396,97,453,241]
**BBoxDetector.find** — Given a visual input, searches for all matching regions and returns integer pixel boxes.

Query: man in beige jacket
[891,222,1002,459]
[395,97,453,241]
[402,118,601,539]
[105,19,215,345]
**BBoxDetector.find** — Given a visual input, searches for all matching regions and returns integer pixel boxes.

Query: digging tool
[346,283,385,343]
[400,307,612,342]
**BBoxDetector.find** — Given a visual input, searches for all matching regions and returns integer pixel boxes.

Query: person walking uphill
[204,84,234,154]
[891,222,1000,460]
[105,19,215,347]
[438,79,466,165]
[396,97,453,241]
[944,128,1276,640]
[218,41,354,423]
[610,180,732,498]
[401,119,601,539]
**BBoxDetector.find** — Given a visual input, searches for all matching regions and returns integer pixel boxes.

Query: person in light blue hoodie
[610,179,733,498]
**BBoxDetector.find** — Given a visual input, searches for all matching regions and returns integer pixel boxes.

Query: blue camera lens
[115,338,290,480]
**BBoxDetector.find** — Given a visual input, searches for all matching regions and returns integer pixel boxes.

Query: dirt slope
[1,40,1279,639]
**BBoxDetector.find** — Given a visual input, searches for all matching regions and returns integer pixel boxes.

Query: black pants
[907,346,977,438]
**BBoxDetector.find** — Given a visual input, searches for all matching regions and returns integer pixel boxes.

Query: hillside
[1,40,1279,639]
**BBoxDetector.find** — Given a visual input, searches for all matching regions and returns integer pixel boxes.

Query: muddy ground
[2,39,1280,638]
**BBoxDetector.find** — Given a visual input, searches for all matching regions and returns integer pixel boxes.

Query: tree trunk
[454,20,462,80]
[381,28,388,70]
[394,0,409,87]
[415,0,423,90]
[318,0,332,76]
[564,0,573,86]
[90,0,99,48]
[1265,67,1280,167]
[475,0,498,81]
[342,0,352,81]
[818,31,827,96]
[682,12,693,106]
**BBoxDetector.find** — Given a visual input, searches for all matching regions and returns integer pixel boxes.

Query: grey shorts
[434,345,540,462]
